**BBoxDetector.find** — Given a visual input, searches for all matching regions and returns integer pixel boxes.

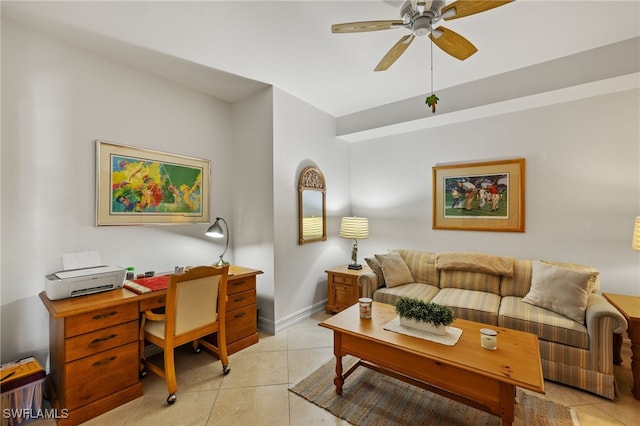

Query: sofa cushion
[500,258,532,297]
[499,296,589,349]
[372,283,439,306]
[540,260,600,294]
[523,261,592,323]
[439,270,501,294]
[435,252,514,277]
[431,288,500,325]
[375,253,414,288]
[393,249,439,287]
[364,257,385,287]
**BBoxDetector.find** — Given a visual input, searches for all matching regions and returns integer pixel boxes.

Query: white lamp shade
[340,217,369,240]
[633,217,640,251]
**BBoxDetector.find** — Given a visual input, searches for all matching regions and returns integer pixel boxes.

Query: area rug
[290,357,579,426]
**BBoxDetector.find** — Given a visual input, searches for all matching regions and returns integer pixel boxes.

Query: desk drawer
[226,305,257,343]
[226,289,256,312]
[228,276,256,295]
[65,320,138,362]
[65,342,139,410]
[65,303,138,337]
[139,294,166,312]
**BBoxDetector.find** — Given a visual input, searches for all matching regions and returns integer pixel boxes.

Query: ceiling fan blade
[429,26,477,60]
[375,34,415,71]
[331,20,403,33]
[441,0,514,21]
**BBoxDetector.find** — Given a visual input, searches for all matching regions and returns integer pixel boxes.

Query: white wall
[271,88,351,332]
[231,87,277,327]
[1,20,235,362]
[349,89,640,296]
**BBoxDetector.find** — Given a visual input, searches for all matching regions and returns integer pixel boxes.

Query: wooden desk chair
[139,265,230,404]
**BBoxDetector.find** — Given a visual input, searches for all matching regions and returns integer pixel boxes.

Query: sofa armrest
[358,272,380,299]
[585,293,628,372]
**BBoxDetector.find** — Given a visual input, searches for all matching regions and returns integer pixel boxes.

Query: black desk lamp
[206,217,230,266]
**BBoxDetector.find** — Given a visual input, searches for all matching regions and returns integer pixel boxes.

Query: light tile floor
[35,311,639,425]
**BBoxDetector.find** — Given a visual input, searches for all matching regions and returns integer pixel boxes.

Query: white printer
[45,265,125,300]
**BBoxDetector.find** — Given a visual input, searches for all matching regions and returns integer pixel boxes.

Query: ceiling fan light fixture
[413,16,432,36]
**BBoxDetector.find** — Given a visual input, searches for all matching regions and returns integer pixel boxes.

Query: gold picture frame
[96,141,210,225]
[432,158,525,232]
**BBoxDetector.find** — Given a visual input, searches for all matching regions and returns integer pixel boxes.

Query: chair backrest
[165,265,228,338]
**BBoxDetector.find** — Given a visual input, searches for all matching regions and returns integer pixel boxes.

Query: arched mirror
[298,166,326,244]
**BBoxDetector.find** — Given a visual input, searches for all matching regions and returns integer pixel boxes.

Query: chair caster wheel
[223,365,231,375]
[167,394,176,405]
[139,369,148,379]
[193,346,201,354]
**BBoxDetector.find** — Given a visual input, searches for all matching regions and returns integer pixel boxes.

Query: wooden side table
[602,292,640,400]
[325,264,371,314]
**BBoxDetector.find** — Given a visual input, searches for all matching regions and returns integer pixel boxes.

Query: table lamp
[633,216,640,251]
[340,217,369,270]
[206,217,230,266]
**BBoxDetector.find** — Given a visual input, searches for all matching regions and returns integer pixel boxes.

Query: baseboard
[257,299,327,335]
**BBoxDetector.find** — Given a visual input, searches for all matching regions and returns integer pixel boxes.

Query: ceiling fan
[331,0,514,71]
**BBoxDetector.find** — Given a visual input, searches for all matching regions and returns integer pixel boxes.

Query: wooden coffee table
[320,302,544,426]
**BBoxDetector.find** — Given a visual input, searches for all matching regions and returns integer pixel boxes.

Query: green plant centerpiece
[395,297,454,335]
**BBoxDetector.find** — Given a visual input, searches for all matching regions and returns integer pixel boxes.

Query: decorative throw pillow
[522,261,593,323]
[375,252,414,288]
[365,257,385,287]
[541,260,600,293]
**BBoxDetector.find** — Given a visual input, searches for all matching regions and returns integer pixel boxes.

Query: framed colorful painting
[432,158,525,232]
[96,141,210,225]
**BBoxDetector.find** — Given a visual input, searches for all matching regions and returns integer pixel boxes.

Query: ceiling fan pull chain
[430,39,434,94]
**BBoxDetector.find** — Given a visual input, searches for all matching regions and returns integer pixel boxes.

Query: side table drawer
[65,342,139,410]
[65,320,138,362]
[65,302,138,337]
[226,305,257,343]
[331,274,353,285]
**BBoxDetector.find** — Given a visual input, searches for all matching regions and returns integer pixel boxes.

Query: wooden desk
[39,265,262,425]
[602,293,640,400]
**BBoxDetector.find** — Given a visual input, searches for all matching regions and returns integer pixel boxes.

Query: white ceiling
[3,0,640,117]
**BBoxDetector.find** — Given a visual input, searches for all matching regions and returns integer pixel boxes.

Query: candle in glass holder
[359,298,373,319]
[480,328,498,350]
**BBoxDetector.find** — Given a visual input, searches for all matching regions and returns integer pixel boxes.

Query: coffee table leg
[499,383,515,426]
[333,332,344,395]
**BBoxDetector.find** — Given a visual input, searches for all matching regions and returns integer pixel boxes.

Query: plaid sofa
[361,249,627,400]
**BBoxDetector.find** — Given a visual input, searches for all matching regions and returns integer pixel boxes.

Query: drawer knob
[90,334,117,346]
[233,297,246,303]
[92,356,117,367]
[92,311,118,320]
[234,312,246,319]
